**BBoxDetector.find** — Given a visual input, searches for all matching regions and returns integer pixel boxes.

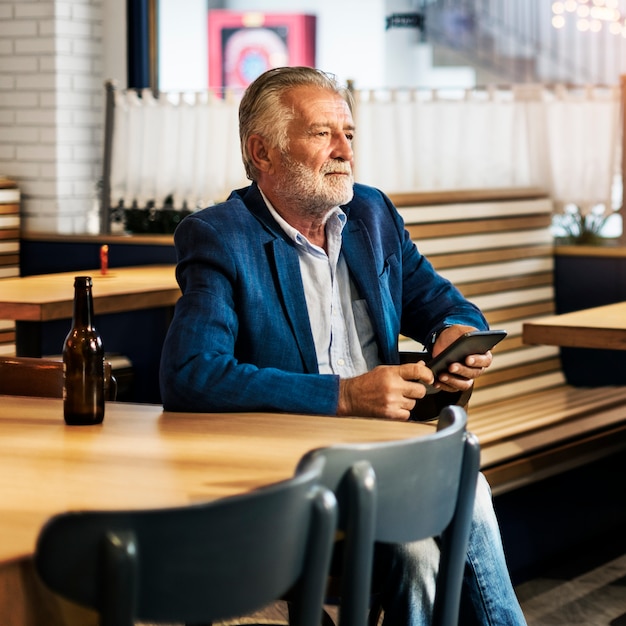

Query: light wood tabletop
[522,301,626,350]
[0,396,435,563]
[0,395,434,624]
[0,264,180,321]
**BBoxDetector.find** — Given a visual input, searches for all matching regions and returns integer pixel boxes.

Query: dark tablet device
[427,329,507,377]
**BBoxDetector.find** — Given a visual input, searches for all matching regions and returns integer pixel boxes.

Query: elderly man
[160,66,526,626]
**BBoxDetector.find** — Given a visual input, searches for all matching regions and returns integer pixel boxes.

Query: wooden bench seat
[391,188,626,495]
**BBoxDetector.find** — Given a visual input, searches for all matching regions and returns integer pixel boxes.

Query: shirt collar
[259,188,347,248]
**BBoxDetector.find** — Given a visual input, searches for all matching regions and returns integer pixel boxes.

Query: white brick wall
[0,0,104,234]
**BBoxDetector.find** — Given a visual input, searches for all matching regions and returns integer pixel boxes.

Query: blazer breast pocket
[379,253,399,278]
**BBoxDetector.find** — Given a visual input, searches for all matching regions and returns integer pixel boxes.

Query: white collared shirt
[262,194,380,378]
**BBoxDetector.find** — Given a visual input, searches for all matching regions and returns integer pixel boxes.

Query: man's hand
[337,361,435,420]
[431,325,493,393]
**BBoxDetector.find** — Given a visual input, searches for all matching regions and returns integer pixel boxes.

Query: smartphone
[427,329,507,377]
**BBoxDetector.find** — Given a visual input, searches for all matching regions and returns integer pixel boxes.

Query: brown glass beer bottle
[63,276,105,425]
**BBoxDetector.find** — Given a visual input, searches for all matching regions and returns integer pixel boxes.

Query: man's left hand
[431,325,493,393]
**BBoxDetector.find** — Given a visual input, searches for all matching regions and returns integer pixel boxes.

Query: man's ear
[247,135,275,174]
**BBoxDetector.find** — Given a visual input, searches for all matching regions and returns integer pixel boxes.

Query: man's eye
[345,133,354,141]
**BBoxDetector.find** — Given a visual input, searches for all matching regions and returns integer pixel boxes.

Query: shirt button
[337,358,345,366]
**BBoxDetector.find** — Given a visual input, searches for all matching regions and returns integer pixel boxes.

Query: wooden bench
[391,188,626,495]
[0,179,19,357]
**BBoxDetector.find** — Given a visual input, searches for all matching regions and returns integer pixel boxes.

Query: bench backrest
[0,180,20,356]
[0,355,118,401]
[390,188,560,409]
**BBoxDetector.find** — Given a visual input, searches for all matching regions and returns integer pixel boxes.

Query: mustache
[321,161,352,175]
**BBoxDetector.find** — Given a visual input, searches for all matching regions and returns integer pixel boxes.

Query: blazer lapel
[242,186,319,373]
[271,240,319,373]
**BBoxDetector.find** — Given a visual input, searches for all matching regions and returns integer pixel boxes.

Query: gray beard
[273,155,354,220]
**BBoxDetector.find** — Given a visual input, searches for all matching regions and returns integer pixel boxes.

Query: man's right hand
[337,362,435,421]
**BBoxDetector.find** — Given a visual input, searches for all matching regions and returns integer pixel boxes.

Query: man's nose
[331,133,354,161]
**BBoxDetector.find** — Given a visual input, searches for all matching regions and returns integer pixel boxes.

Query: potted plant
[553,203,618,245]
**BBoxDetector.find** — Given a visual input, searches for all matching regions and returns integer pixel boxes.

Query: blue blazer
[159,183,487,414]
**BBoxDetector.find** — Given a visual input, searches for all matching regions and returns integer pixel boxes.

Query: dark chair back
[34,457,337,626]
[295,405,480,626]
[0,355,117,400]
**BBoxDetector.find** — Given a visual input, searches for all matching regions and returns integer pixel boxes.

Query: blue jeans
[377,473,527,626]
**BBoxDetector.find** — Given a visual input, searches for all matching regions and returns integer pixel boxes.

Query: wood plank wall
[390,188,561,408]
[0,179,19,356]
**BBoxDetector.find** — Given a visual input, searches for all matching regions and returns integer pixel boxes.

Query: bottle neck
[72,276,95,328]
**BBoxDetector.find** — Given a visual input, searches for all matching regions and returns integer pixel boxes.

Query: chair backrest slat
[35,457,337,626]
[296,405,480,626]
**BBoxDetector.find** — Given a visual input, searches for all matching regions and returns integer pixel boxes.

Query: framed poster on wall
[208,11,316,90]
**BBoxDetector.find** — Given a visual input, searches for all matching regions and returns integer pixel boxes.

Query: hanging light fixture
[552,0,626,35]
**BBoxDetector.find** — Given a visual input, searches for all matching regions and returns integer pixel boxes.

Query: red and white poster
[208,11,316,90]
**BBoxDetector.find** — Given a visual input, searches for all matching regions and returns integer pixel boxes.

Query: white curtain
[108,83,621,213]
[352,84,621,210]
[542,85,621,211]
[109,89,247,211]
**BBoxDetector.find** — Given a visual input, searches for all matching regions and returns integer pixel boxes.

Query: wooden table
[0,264,179,323]
[0,265,180,401]
[522,301,626,350]
[0,395,433,625]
